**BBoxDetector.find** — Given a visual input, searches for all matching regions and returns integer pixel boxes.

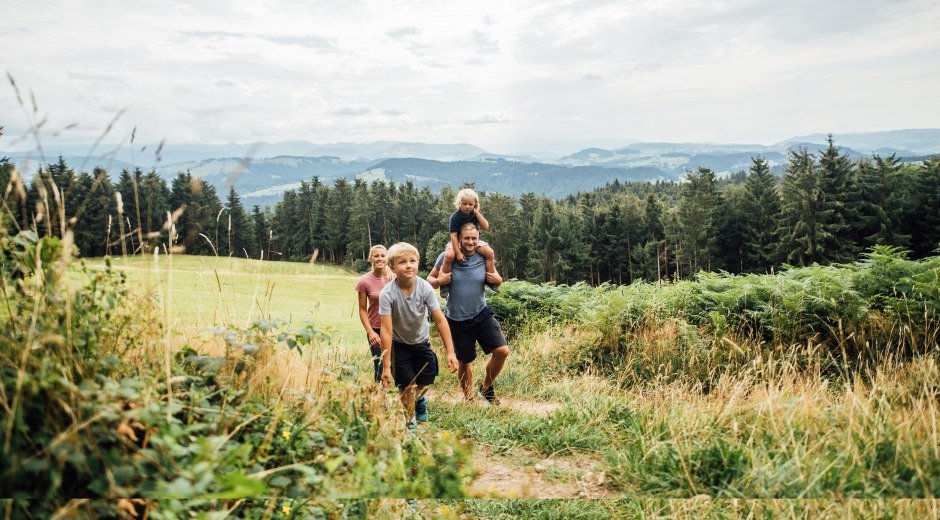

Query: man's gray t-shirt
[435,251,486,321]
[378,277,440,344]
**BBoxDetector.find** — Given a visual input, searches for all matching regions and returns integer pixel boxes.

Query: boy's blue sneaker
[414,395,428,423]
[440,285,450,298]
[477,384,501,406]
[486,283,500,294]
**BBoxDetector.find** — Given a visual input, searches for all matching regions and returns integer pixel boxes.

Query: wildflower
[281,429,291,441]
[441,505,450,515]
[281,504,291,515]
[439,430,450,441]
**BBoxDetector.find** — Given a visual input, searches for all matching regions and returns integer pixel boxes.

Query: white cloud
[1,0,938,154]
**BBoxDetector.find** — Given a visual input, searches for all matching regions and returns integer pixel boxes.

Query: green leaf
[210,472,267,499]
[324,455,345,474]
[268,475,292,488]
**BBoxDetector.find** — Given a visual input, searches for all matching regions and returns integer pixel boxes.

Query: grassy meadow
[3,234,939,517]
[86,254,365,346]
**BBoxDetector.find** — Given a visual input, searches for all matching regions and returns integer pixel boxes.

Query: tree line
[2,136,938,285]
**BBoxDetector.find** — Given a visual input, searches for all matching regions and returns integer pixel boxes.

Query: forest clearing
[2,233,938,517]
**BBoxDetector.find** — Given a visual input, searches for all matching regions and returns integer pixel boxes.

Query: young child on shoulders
[379,242,458,430]
[440,188,498,296]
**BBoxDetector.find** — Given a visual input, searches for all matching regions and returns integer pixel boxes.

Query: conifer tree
[633,194,666,281]
[816,135,859,262]
[0,157,25,235]
[346,179,373,262]
[252,205,271,260]
[677,167,721,273]
[139,171,170,251]
[741,156,781,271]
[482,191,520,279]
[71,168,114,257]
[222,185,256,258]
[913,157,940,256]
[115,168,144,253]
[717,183,748,273]
[324,178,352,262]
[855,155,907,249]
[777,148,830,265]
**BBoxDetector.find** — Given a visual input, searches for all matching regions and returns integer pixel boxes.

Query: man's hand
[446,354,459,372]
[435,271,453,286]
[485,270,502,285]
[381,367,393,387]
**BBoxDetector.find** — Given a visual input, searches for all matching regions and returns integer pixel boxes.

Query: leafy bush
[488,281,608,338]
[491,248,940,385]
[0,232,471,515]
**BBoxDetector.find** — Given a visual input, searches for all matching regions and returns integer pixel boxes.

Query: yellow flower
[281,504,291,515]
[440,505,450,515]
[281,429,291,441]
[440,430,450,441]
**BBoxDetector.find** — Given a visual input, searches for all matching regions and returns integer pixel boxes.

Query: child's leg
[479,244,496,274]
[442,245,455,275]
[399,384,417,418]
[479,244,499,292]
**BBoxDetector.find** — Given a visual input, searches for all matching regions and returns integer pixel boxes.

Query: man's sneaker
[440,284,450,298]
[477,385,501,406]
[486,283,500,294]
[414,395,428,423]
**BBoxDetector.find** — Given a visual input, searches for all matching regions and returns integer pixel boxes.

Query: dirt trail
[434,391,563,416]
[431,391,613,498]
[468,444,613,498]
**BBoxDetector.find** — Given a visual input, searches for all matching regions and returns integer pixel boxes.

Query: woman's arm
[380,315,394,386]
[357,292,380,346]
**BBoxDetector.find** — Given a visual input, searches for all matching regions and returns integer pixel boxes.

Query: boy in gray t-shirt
[379,242,458,428]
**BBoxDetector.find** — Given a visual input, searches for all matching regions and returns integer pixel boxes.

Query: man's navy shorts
[447,306,508,363]
[392,340,439,389]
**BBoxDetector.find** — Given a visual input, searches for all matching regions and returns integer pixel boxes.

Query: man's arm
[485,268,503,287]
[379,314,394,386]
[430,309,458,372]
[427,264,452,289]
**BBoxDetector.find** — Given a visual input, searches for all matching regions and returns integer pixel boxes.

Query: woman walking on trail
[355,245,394,382]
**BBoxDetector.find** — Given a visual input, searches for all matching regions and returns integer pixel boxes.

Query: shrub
[0,231,472,515]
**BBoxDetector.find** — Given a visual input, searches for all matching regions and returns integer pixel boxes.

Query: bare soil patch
[467,445,614,498]
[433,390,563,416]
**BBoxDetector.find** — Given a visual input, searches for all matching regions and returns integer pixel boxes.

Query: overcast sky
[2,0,939,155]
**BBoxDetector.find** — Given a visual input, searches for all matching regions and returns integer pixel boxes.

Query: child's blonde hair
[386,242,420,266]
[454,188,479,209]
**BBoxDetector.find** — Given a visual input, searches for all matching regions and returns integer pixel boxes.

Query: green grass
[85,254,365,347]
[75,250,940,503]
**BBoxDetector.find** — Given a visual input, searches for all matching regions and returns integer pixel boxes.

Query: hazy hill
[356,157,672,198]
[777,129,940,155]
[3,140,488,165]
[4,129,937,206]
[154,155,382,194]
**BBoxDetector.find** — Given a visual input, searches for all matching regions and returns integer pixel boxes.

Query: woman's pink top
[355,272,390,328]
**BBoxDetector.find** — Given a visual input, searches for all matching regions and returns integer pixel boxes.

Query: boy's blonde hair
[386,242,420,266]
[454,188,479,209]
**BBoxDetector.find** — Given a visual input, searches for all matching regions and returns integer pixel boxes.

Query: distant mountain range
[4,129,937,206]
